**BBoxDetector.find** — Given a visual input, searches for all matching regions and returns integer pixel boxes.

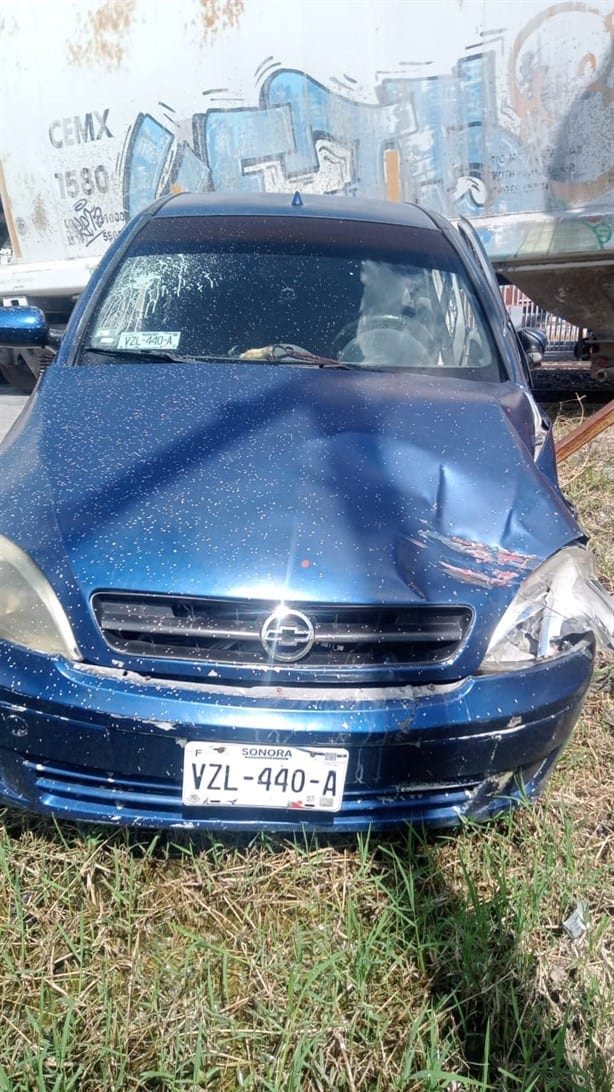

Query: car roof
[153,191,438,231]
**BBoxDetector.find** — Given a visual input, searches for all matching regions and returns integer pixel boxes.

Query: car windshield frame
[77,214,506,381]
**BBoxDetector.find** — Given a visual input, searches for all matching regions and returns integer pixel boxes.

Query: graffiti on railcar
[122,57,546,221]
[119,3,614,256]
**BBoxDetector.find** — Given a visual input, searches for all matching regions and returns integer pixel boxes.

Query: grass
[0,399,612,1091]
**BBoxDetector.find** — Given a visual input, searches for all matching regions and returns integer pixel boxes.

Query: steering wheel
[331,314,423,364]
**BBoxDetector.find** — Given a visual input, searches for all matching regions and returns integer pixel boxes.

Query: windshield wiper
[81,345,197,363]
[80,347,232,364]
[82,344,359,368]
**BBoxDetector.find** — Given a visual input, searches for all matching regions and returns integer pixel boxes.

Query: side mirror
[0,305,49,347]
[517,326,546,367]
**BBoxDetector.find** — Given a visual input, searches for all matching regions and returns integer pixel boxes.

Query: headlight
[481,546,613,671]
[0,535,81,658]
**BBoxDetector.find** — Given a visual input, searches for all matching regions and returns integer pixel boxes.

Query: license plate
[182,741,349,812]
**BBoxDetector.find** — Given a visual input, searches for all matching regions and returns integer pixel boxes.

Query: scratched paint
[409,528,537,588]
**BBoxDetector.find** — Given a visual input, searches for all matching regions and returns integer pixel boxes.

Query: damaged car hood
[1,363,581,632]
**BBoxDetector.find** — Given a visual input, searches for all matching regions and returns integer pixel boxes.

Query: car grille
[91,594,471,675]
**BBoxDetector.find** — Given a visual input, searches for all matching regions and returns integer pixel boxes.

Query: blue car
[0,193,611,830]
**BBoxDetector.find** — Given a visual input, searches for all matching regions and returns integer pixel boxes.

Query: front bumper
[0,640,594,830]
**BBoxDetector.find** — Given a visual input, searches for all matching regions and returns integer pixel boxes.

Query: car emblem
[260,607,315,662]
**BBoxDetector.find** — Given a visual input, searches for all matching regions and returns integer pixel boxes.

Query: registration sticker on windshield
[117,331,181,350]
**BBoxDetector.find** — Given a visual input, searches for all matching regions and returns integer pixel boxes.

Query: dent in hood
[1,365,581,617]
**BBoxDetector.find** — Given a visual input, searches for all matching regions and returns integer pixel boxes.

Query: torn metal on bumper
[0,638,595,830]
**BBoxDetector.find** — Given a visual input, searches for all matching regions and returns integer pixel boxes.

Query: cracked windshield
[85,223,499,376]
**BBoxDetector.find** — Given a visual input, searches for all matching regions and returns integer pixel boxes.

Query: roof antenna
[291,191,303,207]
